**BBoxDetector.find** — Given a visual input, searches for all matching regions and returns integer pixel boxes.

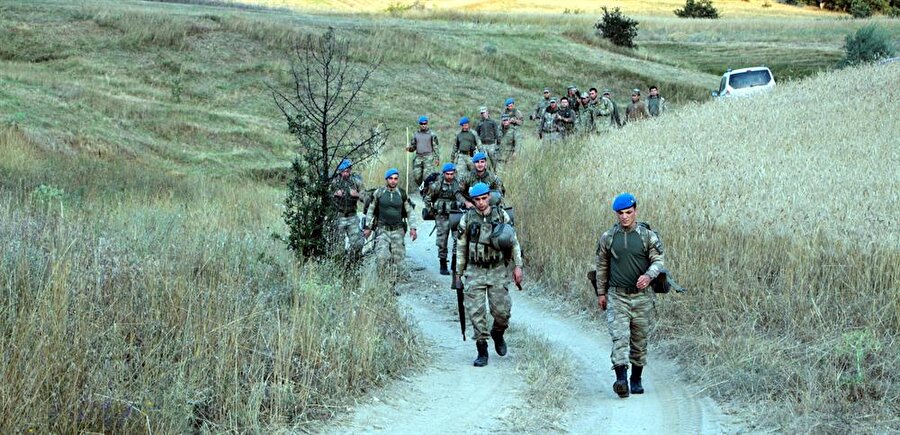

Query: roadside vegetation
[503,63,899,432]
[2,0,898,431]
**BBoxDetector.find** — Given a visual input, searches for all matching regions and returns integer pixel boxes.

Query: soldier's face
[632,94,640,102]
[549,102,557,109]
[481,112,489,119]
[581,98,590,105]
[650,88,659,97]
[474,159,487,172]
[502,119,510,127]
[589,90,597,99]
[461,123,469,131]
[386,174,399,188]
[443,171,455,182]
[543,91,550,98]
[340,168,351,179]
[616,206,637,228]
[507,103,514,110]
[561,100,569,108]
[419,122,428,131]
[473,194,490,212]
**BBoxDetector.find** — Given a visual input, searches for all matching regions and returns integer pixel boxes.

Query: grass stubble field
[0,0,898,432]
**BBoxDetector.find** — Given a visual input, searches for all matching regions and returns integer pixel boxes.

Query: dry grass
[503,63,899,432]
[0,126,424,432]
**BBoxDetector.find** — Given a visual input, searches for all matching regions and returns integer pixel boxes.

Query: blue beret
[442,162,456,173]
[612,193,637,211]
[472,152,487,163]
[337,159,352,171]
[469,182,490,198]
[418,115,428,124]
[505,98,515,106]
[385,168,399,179]
[459,116,469,126]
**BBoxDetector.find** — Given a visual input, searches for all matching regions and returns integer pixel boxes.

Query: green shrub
[674,0,721,18]
[594,7,639,48]
[851,0,875,17]
[839,24,895,67]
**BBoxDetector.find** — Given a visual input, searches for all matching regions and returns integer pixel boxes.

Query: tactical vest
[476,120,499,144]
[464,206,505,266]
[431,180,459,216]
[413,130,436,155]
[333,175,361,214]
[541,108,558,133]
[456,131,479,155]
[374,187,408,229]
[465,171,501,193]
[557,108,575,134]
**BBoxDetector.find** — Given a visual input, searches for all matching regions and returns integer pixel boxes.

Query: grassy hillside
[503,62,899,432]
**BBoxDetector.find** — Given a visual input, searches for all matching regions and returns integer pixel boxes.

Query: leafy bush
[594,7,639,48]
[674,0,721,18]
[839,24,895,67]
[851,0,875,17]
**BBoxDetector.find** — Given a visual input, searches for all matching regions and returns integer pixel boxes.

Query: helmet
[490,223,516,251]
[488,190,502,206]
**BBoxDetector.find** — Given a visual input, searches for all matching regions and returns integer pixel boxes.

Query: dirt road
[327,213,736,434]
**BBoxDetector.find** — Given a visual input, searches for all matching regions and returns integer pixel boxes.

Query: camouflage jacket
[424,178,461,216]
[540,107,560,133]
[502,108,525,126]
[594,222,664,295]
[456,206,523,273]
[533,97,552,120]
[457,170,504,203]
[499,126,518,153]
[575,108,595,134]
[330,173,365,214]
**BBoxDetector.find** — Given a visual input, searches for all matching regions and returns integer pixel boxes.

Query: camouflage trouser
[412,153,435,190]
[607,287,655,368]
[480,144,498,172]
[434,214,455,261]
[331,214,364,256]
[454,153,473,178]
[375,227,406,281]
[463,264,511,342]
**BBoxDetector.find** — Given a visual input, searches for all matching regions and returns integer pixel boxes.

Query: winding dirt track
[327,207,735,434]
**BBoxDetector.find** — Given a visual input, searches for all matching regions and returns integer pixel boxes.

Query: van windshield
[729,70,772,89]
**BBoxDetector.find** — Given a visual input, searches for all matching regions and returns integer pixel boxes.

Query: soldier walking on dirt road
[455,182,523,367]
[364,168,419,291]
[594,193,664,398]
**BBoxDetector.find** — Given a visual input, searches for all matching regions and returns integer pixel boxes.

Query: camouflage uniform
[456,206,523,342]
[475,118,501,170]
[556,106,576,138]
[330,173,365,256]
[597,96,622,131]
[496,124,518,170]
[532,95,552,121]
[457,170,504,205]
[625,100,651,123]
[501,107,524,127]
[575,103,596,135]
[365,186,419,282]
[409,129,440,189]
[595,223,664,368]
[454,130,481,177]
[539,105,563,143]
[424,178,461,262]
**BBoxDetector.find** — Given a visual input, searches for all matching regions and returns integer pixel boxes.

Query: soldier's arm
[645,231,665,279]
[423,183,435,210]
[598,100,611,116]
[351,176,364,199]
[642,104,651,118]
[594,233,611,295]
[432,133,440,158]
[495,175,505,195]
[494,122,501,139]
[404,197,420,230]
[364,190,377,229]
[455,215,469,274]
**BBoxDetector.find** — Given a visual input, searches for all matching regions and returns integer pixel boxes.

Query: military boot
[630,365,644,394]
[473,340,489,367]
[490,328,507,356]
[613,365,630,398]
[439,259,450,275]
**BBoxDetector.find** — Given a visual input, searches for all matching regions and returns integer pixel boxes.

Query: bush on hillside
[674,0,721,18]
[851,0,875,16]
[594,7,639,48]
[839,24,895,67]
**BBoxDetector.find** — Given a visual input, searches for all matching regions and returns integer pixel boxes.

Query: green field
[1,0,898,431]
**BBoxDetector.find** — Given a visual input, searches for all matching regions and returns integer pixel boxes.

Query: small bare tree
[271,28,388,259]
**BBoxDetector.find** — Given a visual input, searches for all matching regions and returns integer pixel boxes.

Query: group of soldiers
[327,85,669,397]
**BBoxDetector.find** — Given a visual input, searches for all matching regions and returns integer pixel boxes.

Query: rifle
[451,253,466,341]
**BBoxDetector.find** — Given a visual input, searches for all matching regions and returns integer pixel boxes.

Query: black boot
[630,365,644,394]
[473,340,489,367]
[613,365,630,398]
[439,259,450,275]
[490,329,507,356]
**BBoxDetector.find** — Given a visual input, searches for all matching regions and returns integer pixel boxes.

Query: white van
[712,66,776,98]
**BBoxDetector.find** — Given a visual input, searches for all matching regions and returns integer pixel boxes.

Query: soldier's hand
[349,189,359,198]
[410,228,418,241]
[433,158,439,166]
[406,145,415,152]
[598,294,607,311]
[464,201,474,209]
[363,228,372,239]
[512,266,523,289]
[636,274,651,289]
[334,190,343,197]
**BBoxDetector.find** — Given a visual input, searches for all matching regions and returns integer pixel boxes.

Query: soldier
[594,193,664,398]
[363,168,419,288]
[454,116,481,177]
[424,162,461,275]
[575,92,596,135]
[625,89,651,123]
[556,97,576,138]
[598,89,623,130]
[330,159,365,257]
[407,116,440,192]
[496,114,518,169]
[457,152,504,209]
[588,87,601,107]
[531,88,552,121]
[565,85,582,113]
[539,97,562,143]
[475,107,501,171]
[501,98,524,127]
[455,182,524,367]
[647,85,667,117]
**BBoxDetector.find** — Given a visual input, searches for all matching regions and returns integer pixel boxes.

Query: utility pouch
[477,222,493,245]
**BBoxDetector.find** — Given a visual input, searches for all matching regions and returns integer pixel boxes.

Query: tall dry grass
[503,63,899,432]
[0,127,422,432]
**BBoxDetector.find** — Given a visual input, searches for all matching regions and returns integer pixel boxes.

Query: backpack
[421,172,440,197]
[601,222,685,294]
